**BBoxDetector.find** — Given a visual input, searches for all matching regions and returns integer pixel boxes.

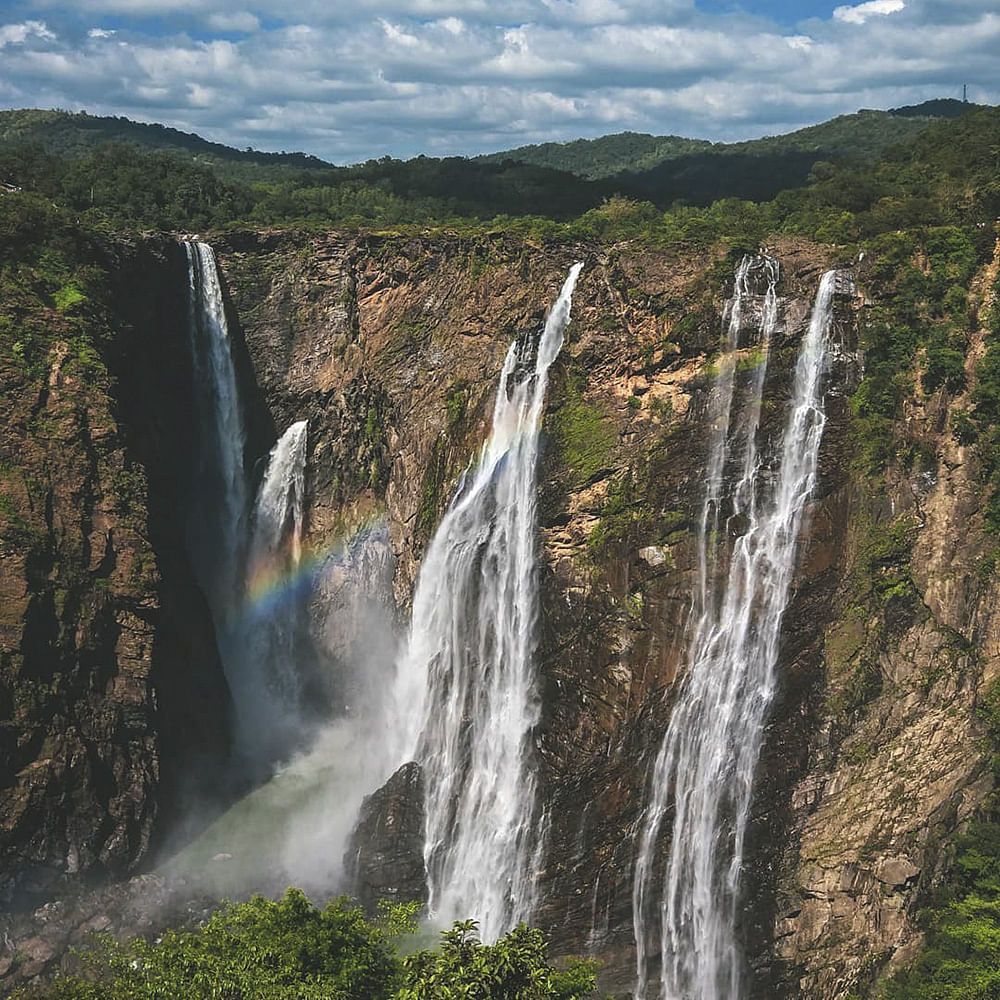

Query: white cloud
[0,20,56,47]
[87,27,114,38]
[0,0,996,163]
[539,0,629,24]
[833,0,905,26]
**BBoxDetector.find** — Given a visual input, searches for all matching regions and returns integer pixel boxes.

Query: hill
[474,132,714,180]
[0,101,996,230]
[888,97,977,118]
[477,100,985,180]
[0,108,334,173]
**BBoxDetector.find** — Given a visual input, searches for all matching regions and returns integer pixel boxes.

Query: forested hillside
[0,109,333,174]
[475,103,963,179]
[0,100,991,231]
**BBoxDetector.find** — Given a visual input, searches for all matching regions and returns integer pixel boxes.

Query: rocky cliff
[0,227,231,919]
[210,230,851,990]
[214,227,1000,997]
[3,221,999,998]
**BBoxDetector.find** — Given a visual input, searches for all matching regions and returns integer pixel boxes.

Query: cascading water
[696,255,779,614]
[392,263,583,942]
[184,240,247,621]
[185,240,311,771]
[250,421,308,573]
[633,265,842,1000]
[245,420,309,731]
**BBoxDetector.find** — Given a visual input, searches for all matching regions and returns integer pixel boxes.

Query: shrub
[18,892,599,1000]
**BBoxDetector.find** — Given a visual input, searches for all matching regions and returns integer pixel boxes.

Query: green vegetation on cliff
[880,682,1000,1000]
[881,818,1000,1000]
[17,890,597,1000]
[850,225,985,472]
[549,372,618,488]
[966,268,1000,532]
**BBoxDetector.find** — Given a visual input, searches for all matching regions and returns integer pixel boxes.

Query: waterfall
[185,239,312,771]
[632,265,841,1000]
[392,263,583,942]
[184,240,247,620]
[246,420,309,719]
[696,255,779,617]
[250,421,308,572]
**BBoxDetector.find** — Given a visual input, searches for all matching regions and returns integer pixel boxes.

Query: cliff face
[0,290,160,904]
[768,239,1000,997]
[3,223,997,998]
[0,230,230,918]
[214,228,1000,997]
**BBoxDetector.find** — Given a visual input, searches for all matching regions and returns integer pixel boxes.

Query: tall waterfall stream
[184,242,311,769]
[633,264,842,1000]
[391,264,583,941]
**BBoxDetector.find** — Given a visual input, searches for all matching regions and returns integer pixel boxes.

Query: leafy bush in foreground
[16,889,598,1000]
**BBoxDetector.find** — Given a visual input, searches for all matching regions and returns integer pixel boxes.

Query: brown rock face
[0,234,231,917]
[345,761,428,912]
[6,226,999,1000]
[766,241,1000,999]
[213,231,873,992]
[0,285,159,903]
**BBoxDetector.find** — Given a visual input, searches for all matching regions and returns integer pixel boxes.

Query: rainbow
[239,514,388,623]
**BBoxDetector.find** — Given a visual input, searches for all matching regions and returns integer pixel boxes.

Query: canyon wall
[215,229,1000,996]
[0,234,232,918]
[3,226,998,997]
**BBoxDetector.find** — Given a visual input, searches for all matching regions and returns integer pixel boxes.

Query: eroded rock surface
[346,761,428,912]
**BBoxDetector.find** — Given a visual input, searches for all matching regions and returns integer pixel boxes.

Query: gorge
[2,214,999,1000]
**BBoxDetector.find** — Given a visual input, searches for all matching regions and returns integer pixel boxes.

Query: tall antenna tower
[963,84,968,103]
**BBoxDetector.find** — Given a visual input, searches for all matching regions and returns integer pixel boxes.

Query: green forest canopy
[0,98,994,231]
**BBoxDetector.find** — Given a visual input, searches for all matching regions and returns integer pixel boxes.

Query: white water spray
[392,264,583,941]
[246,420,309,717]
[633,266,842,1000]
[251,421,308,572]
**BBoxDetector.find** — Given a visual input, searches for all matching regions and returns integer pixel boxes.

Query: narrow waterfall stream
[392,264,583,941]
[633,266,842,1000]
[250,421,308,573]
[184,240,247,622]
[184,241,311,771]
[245,420,310,750]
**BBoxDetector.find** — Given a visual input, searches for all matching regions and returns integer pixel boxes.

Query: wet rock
[0,872,222,990]
[345,762,428,912]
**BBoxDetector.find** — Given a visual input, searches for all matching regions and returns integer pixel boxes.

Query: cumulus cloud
[0,0,996,162]
[0,19,55,46]
[833,0,906,25]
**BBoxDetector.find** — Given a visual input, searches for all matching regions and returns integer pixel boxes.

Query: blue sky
[0,0,996,163]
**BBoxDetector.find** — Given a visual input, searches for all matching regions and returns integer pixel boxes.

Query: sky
[0,0,997,164]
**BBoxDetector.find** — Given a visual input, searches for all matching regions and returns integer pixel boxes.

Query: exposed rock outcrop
[218,230,1000,996]
[0,233,232,919]
[214,231,867,990]
[345,761,428,912]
